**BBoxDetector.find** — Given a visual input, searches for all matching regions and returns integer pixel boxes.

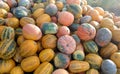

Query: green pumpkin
[67,4,82,19]
[83,40,98,53]
[0,39,16,59]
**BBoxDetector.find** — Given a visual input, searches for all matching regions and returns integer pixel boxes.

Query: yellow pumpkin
[10,66,24,74]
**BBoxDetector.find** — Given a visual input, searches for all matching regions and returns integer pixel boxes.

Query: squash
[23,24,42,40]
[0,1,10,11]
[68,23,79,32]
[57,26,70,37]
[15,28,23,36]
[0,39,16,59]
[54,53,70,68]
[1,26,15,40]
[41,22,58,34]
[17,35,25,46]
[67,4,82,19]
[32,3,45,11]
[71,34,80,45]
[94,7,105,16]
[83,40,98,53]
[45,3,58,16]
[0,17,5,25]
[20,17,35,27]
[112,28,120,42]
[110,52,120,68]
[21,56,40,72]
[0,8,7,18]
[0,59,15,73]
[90,21,100,30]
[6,0,17,7]
[75,43,84,50]
[39,49,55,62]
[100,42,118,58]
[34,62,53,74]
[20,40,38,57]
[37,41,43,53]
[18,0,31,9]
[69,60,90,73]
[101,59,117,74]
[32,8,45,19]
[55,1,64,11]
[80,15,92,24]
[41,34,57,49]
[58,11,74,26]
[36,14,51,27]
[52,69,69,74]
[57,35,76,54]
[85,53,103,69]
[95,28,112,47]
[77,23,96,41]
[86,69,99,74]
[10,66,24,74]
[6,17,19,28]
[66,0,81,5]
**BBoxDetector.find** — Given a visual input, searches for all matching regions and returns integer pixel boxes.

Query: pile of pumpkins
[1,0,120,74]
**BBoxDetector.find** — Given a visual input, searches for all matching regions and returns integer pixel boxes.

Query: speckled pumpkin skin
[57,35,76,54]
[54,53,70,68]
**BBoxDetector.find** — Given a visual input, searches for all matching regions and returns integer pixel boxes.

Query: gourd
[0,8,7,18]
[52,69,69,74]
[80,15,92,24]
[66,0,81,5]
[17,35,25,46]
[10,66,24,74]
[18,0,31,9]
[32,8,44,19]
[68,23,79,32]
[0,1,10,11]
[86,68,99,74]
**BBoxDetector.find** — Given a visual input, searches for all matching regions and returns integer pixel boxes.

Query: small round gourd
[15,28,23,36]
[21,56,40,72]
[68,23,79,32]
[85,53,103,69]
[17,35,25,46]
[39,49,55,62]
[77,23,96,41]
[54,53,70,68]
[0,8,7,18]
[101,59,117,74]
[41,22,58,34]
[95,28,112,47]
[58,11,74,26]
[42,34,57,49]
[34,62,53,74]
[0,59,15,74]
[45,3,58,16]
[20,40,38,57]
[86,69,99,74]
[80,15,92,24]
[55,1,64,11]
[57,35,76,54]
[52,69,69,74]
[0,1,10,11]
[23,24,42,40]
[18,0,31,9]
[10,66,24,74]
[90,21,100,30]
[94,7,104,16]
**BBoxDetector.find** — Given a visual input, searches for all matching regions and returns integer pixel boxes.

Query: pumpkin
[6,0,17,7]
[23,24,42,40]
[0,1,10,11]
[41,34,57,49]
[71,34,80,45]
[57,35,76,54]
[39,49,55,62]
[10,66,24,74]
[15,28,23,36]
[86,69,99,74]
[95,28,112,47]
[36,14,51,27]
[1,26,15,40]
[82,5,88,15]
[100,42,118,58]
[0,59,15,73]
[20,40,38,57]
[0,39,16,59]
[57,26,70,37]
[32,3,45,11]
[34,62,53,74]
[90,21,100,30]
[110,52,120,68]
[68,23,79,32]
[13,6,29,18]
[80,15,92,24]
[52,69,69,74]
[20,17,35,27]
[73,49,85,61]
[83,40,98,53]
[17,35,25,46]
[85,53,103,69]
[112,28,120,42]
[55,1,64,11]
[0,17,5,25]
[45,3,58,16]
[77,23,96,41]
[41,22,58,34]
[6,17,19,28]
[66,0,81,5]
[67,4,82,19]
[21,56,40,72]
[18,0,31,9]
[101,59,117,74]
[100,18,115,31]
[58,11,74,26]
[32,8,45,19]
[0,8,7,18]
[54,53,70,68]
[94,7,104,16]
[69,60,90,73]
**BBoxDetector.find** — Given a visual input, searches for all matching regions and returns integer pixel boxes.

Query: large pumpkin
[23,24,42,40]
[42,34,57,49]
[95,28,112,47]
[58,11,74,26]
[77,23,96,41]
[57,35,76,54]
